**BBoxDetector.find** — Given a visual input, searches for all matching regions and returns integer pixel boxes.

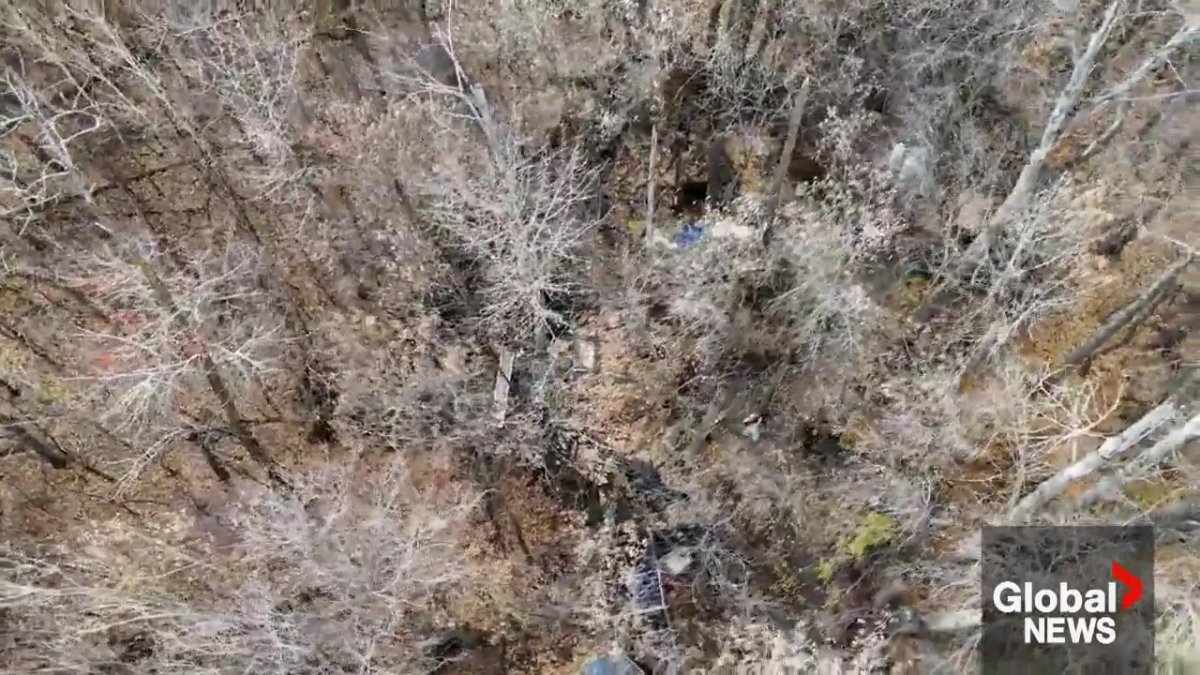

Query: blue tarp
[674,221,707,248]
[582,654,641,675]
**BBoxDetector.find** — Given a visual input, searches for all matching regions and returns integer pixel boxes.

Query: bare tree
[0,454,479,674]
[387,23,604,344]
[985,1,1197,238]
[52,236,285,489]
[1,8,288,487]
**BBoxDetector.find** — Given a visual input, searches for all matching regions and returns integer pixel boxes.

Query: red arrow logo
[1112,561,1143,611]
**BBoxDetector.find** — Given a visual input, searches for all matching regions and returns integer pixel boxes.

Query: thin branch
[645,124,658,243]
[990,0,1126,228]
[0,416,70,468]
[1081,414,1200,507]
[761,76,810,243]
[1091,24,1199,108]
[1008,401,1177,522]
[492,348,515,423]
[1078,101,1130,162]
[1059,252,1193,370]
[1143,499,1200,537]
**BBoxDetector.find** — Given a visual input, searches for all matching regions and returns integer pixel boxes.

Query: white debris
[888,143,907,173]
[708,220,755,240]
[742,414,763,442]
[661,547,695,575]
[575,339,597,371]
[888,141,934,197]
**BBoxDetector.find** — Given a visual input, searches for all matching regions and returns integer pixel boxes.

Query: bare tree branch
[1081,414,1200,507]
[761,76,810,243]
[645,123,658,243]
[1091,23,1199,108]
[1060,252,1193,370]
[989,0,1126,229]
[1077,101,1131,162]
[1008,401,1177,522]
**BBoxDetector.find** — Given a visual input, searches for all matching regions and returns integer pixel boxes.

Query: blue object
[582,654,641,675]
[674,221,707,248]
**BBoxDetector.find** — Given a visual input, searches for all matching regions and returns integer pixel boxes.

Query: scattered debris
[660,546,694,575]
[675,221,707,248]
[742,413,763,441]
[627,555,669,627]
[901,261,932,282]
[667,218,756,250]
[621,524,711,636]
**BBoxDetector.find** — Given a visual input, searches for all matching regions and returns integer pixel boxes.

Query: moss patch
[846,511,897,559]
